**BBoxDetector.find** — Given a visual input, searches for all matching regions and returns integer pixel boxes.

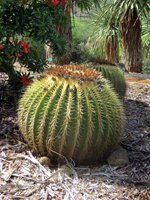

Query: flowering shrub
[0,0,67,88]
[19,42,30,54]
[51,0,60,6]
[20,72,33,86]
[0,40,30,59]
[0,39,34,88]
[0,44,4,50]
[51,0,68,7]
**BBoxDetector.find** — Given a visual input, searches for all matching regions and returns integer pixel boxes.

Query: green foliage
[142,66,150,74]
[72,16,106,62]
[72,18,94,42]
[72,17,95,61]
[26,39,46,72]
[89,64,127,98]
[18,65,124,164]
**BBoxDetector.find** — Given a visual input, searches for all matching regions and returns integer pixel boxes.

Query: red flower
[20,73,33,86]
[0,44,4,50]
[51,0,60,6]
[15,52,22,58]
[19,41,30,54]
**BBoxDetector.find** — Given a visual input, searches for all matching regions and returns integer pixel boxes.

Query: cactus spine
[18,65,124,164]
[89,65,127,98]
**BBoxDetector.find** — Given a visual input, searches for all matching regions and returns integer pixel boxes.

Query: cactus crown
[47,65,100,81]
[38,65,108,93]
[42,65,107,87]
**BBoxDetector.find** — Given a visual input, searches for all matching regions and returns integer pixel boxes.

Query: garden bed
[0,75,150,199]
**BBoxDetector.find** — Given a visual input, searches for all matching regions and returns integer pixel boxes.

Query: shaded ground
[0,74,150,200]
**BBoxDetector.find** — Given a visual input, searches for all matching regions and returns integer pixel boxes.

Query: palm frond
[88,4,120,54]
[142,19,150,44]
[106,0,149,23]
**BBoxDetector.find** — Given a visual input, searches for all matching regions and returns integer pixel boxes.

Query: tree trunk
[56,6,72,65]
[121,8,142,73]
[106,33,119,64]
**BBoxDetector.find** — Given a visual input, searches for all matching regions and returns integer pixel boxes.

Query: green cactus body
[18,65,124,164]
[90,65,127,98]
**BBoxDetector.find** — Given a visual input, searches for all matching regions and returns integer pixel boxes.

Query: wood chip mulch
[0,74,150,200]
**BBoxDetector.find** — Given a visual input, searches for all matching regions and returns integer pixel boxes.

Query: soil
[0,73,150,199]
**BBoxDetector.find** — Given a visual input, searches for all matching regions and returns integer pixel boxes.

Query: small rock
[145,107,150,111]
[107,146,129,167]
[39,156,51,167]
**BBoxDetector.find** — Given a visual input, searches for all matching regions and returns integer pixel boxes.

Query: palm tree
[106,0,149,72]
[91,6,120,64]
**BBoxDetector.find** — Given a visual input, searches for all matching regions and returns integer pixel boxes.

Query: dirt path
[126,76,150,84]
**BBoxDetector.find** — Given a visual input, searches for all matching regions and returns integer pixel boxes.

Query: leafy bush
[0,0,67,88]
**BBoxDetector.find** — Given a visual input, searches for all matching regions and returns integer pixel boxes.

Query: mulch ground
[0,73,150,200]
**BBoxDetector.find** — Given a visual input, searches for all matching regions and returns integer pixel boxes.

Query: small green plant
[18,65,124,164]
[89,64,127,98]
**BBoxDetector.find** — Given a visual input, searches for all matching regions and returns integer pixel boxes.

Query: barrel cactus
[18,65,124,164]
[89,64,127,98]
